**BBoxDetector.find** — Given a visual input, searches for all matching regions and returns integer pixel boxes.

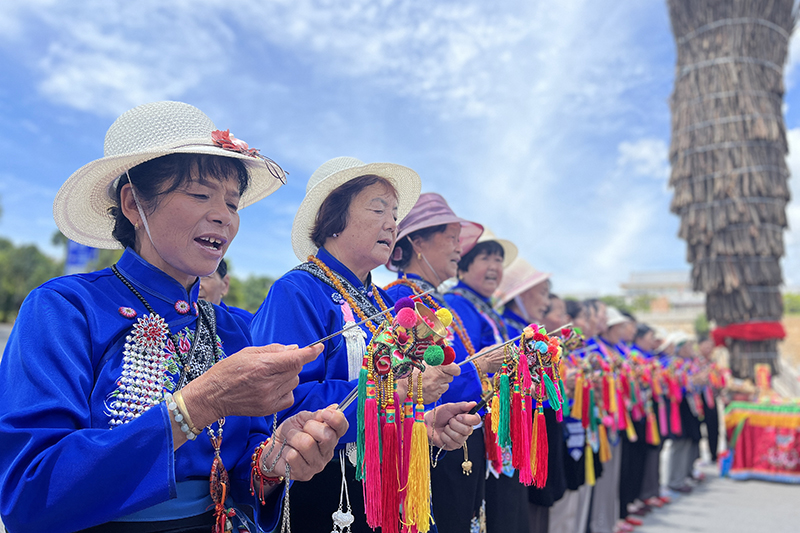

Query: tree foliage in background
[598,295,632,314]
[0,238,63,321]
[226,274,275,313]
[784,293,800,315]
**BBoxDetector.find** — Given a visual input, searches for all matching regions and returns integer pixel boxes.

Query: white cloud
[617,138,670,181]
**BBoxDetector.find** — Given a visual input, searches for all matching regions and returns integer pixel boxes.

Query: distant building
[620,271,705,313]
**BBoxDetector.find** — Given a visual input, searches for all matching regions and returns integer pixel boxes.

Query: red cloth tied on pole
[712,321,786,347]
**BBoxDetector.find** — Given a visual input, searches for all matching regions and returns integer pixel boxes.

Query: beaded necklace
[307,255,391,336]
[112,264,232,531]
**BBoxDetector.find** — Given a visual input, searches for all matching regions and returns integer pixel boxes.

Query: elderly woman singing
[0,102,347,533]
[251,158,480,533]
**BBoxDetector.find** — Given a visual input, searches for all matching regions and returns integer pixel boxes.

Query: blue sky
[1,1,800,294]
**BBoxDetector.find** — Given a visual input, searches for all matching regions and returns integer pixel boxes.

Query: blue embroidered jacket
[384,272,483,409]
[250,248,393,447]
[0,249,281,533]
[444,281,506,350]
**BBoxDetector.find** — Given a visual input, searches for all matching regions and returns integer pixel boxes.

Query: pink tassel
[382,403,400,533]
[658,399,668,437]
[670,399,682,436]
[511,381,523,470]
[533,407,548,488]
[364,381,382,528]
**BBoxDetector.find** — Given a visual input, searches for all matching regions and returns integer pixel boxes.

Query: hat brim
[478,237,518,268]
[53,140,284,249]
[495,270,552,307]
[291,162,421,262]
[385,218,484,272]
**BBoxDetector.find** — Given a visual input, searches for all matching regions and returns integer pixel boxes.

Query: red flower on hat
[211,129,287,184]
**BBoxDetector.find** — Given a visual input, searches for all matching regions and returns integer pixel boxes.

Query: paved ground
[637,465,800,533]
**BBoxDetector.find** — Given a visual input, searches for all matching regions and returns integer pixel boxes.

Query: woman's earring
[416,252,422,260]
[332,233,339,238]
[134,222,139,230]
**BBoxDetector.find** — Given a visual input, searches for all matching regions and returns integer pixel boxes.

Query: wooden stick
[304,288,435,348]
[456,323,573,367]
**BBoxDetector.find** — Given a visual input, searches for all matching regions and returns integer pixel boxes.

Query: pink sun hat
[386,192,483,271]
[493,257,551,307]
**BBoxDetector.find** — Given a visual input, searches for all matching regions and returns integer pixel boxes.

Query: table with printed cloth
[724,401,800,483]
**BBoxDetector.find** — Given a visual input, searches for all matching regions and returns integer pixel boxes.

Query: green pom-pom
[423,345,445,366]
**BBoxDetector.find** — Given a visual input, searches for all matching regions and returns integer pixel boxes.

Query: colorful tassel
[588,389,597,433]
[585,444,596,486]
[491,393,500,435]
[543,372,561,412]
[571,374,584,420]
[670,399,682,436]
[364,380,382,528]
[625,408,637,442]
[484,413,502,472]
[646,408,661,446]
[498,365,512,447]
[581,382,591,429]
[400,390,414,507]
[598,424,612,463]
[608,376,618,414]
[381,402,400,533]
[356,360,368,480]
[658,398,668,437]
[405,402,431,532]
[511,380,523,469]
[533,406,548,488]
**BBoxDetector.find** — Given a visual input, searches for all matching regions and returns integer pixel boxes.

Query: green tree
[0,237,62,321]
[599,295,632,314]
[784,293,800,315]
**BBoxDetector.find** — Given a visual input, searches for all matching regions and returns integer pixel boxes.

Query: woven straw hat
[291,156,421,261]
[475,227,518,268]
[493,257,550,307]
[386,192,483,271]
[606,306,632,328]
[53,101,286,249]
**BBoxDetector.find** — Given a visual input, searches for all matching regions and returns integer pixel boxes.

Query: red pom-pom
[533,333,545,342]
[442,346,456,365]
[395,297,415,311]
[396,307,418,329]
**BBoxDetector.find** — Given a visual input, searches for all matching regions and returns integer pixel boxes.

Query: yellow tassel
[491,394,500,435]
[625,409,637,442]
[405,410,431,532]
[608,376,618,414]
[585,444,596,486]
[598,424,612,463]
[571,375,584,419]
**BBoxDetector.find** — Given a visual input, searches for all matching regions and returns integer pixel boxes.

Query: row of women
[0,100,725,533]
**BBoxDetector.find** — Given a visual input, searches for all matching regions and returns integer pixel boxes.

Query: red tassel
[483,414,502,471]
[581,382,591,429]
[617,390,627,431]
[511,381,523,470]
[602,376,610,412]
[533,408,548,488]
[364,381,382,528]
[670,399,682,436]
[382,403,400,533]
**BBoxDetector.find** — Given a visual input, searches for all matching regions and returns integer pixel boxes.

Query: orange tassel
[598,424,612,463]
[571,374,584,419]
[625,408,637,442]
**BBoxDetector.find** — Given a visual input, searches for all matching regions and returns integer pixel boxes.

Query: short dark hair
[635,323,652,341]
[457,240,504,272]
[310,174,397,249]
[216,258,228,278]
[109,153,250,249]
[390,224,448,270]
[564,299,584,320]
